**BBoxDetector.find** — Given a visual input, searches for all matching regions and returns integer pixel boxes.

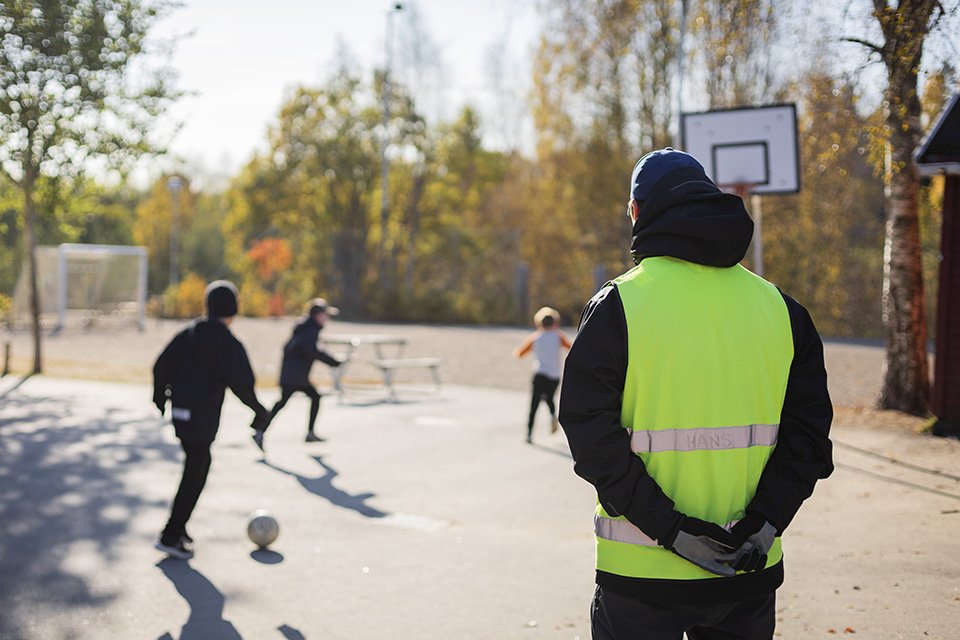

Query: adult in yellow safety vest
[558,148,833,640]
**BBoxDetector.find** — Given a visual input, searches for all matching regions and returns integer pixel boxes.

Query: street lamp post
[380,3,402,279]
[167,176,183,289]
[676,0,688,148]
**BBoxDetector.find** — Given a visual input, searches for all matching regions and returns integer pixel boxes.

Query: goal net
[11,244,148,330]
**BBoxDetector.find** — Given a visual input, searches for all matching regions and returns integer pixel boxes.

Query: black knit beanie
[205,280,239,318]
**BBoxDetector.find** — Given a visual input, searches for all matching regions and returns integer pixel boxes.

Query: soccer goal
[12,244,148,330]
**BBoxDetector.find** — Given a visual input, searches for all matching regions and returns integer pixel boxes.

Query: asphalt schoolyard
[0,319,958,639]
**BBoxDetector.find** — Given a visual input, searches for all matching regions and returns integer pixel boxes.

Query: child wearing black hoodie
[254,298,341,449]
[152,280,269,559]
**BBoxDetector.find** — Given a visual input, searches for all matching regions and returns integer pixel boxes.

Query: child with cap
[255,298,342,449]
[513,306,573,443]
[152,280,270,559]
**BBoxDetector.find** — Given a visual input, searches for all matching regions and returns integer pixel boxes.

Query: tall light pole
[380,3,402,279]
[676,0,688,148]
[167,176,183,289]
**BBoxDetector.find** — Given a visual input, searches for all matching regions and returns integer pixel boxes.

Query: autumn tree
[0,0,179,372]
[530,0,683,312]
[133,175,193,294]
[689,0,781,108]
[223,68,384,316]
[405,106,516,322]
[845,0,954,413]
[763,71,886,337]
[528,0,787,317]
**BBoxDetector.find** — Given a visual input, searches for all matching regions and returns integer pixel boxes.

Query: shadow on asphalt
[278,624,307,640]
[156,558,242,639]
[0,386,181,639]
[250,548,284,564]
[259,456,387,518]
[0,373,32,399]
[528,441,573,459]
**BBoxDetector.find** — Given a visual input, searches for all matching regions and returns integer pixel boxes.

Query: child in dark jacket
[255,298,341,448]
[152,280,269,559]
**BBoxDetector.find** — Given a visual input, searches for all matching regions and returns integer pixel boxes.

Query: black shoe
[155,536,194,559]
[252,430,265,452]
[182,529,193,544]
[305,432,326,443]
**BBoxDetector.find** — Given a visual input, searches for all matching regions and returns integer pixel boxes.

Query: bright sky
[149,0,540,184]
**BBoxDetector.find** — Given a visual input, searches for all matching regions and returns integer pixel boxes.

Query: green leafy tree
[0,176,21,297]
[181,189,227,283]
[0,0,179,372]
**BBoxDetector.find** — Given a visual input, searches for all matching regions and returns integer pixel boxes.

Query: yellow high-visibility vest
[596,257,793,581]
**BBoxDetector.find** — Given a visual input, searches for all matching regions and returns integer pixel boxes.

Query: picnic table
[323,334,441,401]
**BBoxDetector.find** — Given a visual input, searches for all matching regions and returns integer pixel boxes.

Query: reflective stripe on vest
[595,514,740,547]
[630,423,779,454]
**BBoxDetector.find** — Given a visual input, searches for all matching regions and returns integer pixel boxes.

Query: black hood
[630,166,754,268]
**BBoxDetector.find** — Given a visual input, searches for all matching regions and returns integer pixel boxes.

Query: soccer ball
[246,509,279,549]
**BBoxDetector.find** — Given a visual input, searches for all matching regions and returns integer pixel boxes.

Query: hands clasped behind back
[729,514,777,572]
[666,516,740,577]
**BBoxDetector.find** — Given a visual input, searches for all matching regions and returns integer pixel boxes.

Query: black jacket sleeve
[316,348,341,368]
[558,285,685,546]
[745,292,834,532]
[224,338,268,420]
[290,326,339,367]
[152,329,188,410]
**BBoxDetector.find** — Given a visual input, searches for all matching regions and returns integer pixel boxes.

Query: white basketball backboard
[681,104,800,195]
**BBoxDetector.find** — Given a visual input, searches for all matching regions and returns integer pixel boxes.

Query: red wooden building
[916,93,960,437]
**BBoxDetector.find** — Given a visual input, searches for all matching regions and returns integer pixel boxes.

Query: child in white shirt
[513,306,573,443]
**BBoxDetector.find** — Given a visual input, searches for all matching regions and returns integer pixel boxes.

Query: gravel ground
[1,315,926,433]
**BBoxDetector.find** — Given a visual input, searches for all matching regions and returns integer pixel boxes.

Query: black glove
[153,393,166,416]
[729,513,777,572]
[664,516,739,577]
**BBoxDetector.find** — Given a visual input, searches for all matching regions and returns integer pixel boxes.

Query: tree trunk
[22,176,43,374]
[876,36,929,414]
[877,156,929,413]
[403,172,426,294]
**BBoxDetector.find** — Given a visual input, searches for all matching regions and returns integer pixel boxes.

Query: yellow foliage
[162,273,207,319]
[238,281,272,318]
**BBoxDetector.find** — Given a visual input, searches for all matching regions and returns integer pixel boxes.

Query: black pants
[268,384,322,434]
[591,585,776,640]
[528,374,560,432]
[162,439,212,543]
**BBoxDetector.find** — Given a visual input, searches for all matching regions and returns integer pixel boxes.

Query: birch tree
[846,0,953,413]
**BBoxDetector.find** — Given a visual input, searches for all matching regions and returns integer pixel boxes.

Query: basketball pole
[730,183,762,278]
[751,192,763,278]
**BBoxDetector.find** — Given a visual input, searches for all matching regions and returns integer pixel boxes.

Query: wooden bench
[370,358,442,401]
[323,334,407,397]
